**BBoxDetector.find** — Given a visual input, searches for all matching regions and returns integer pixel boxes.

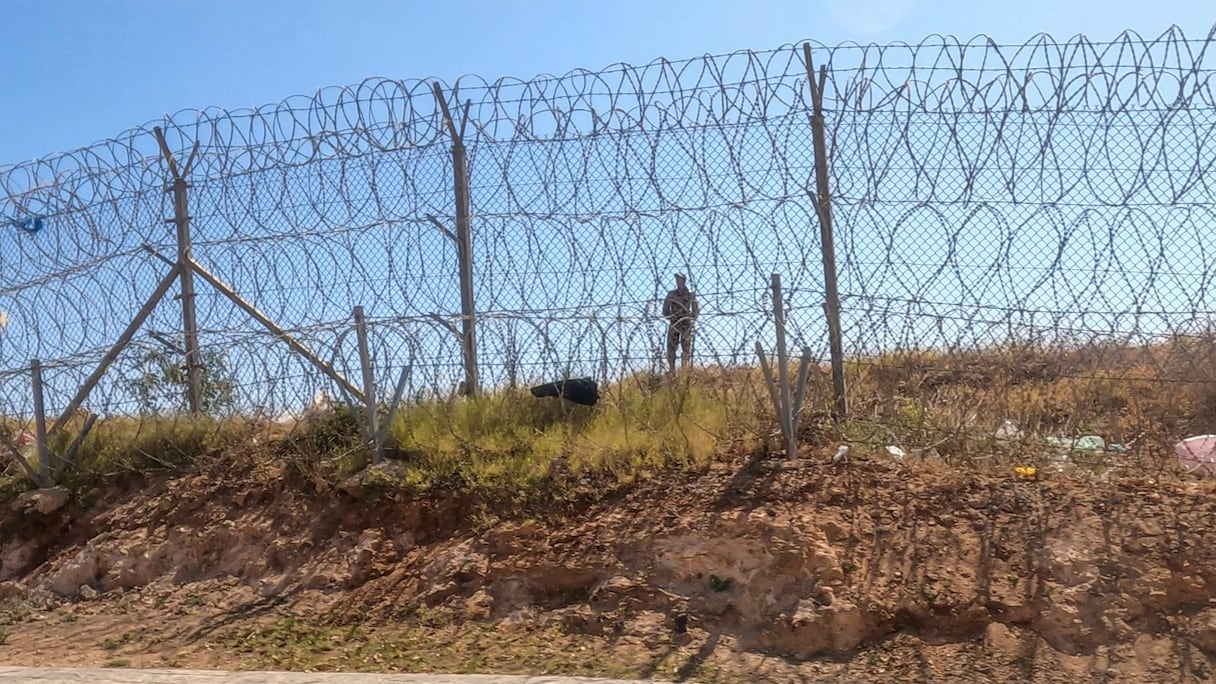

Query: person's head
[675,273,687,289]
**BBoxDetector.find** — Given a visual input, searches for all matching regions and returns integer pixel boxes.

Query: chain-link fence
[3,27,1216,484]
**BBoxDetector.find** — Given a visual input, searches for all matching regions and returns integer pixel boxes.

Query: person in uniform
[662,273,699,373]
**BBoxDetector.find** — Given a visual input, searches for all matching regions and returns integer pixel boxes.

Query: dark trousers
[666,324,694,371]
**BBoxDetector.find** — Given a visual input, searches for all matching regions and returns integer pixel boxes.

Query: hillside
[0,448,1214,683]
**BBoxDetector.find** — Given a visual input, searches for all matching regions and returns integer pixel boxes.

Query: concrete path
[0,669,664,683]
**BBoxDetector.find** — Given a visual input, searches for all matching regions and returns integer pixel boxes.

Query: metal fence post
[353,306,382,464]
[771,274,796,458]
[802,43,848,422]
[432,83,479,396]
[153,127,204,414]
[30,359,51,484]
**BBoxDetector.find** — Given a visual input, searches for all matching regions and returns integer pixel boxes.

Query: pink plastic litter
[1173,435,1216,478]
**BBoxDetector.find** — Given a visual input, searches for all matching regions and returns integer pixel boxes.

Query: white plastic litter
[1174,435,1216,478]
[995,419,1022,441]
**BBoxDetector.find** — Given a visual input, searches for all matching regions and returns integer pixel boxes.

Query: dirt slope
[1,455,1214,682]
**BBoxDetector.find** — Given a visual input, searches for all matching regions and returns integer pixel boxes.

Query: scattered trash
[529,377,599,406]
[271,390,333,424]
[1173,435,1216,478]
[995,419,1023,441]
[5,215,46,234]
[1014,466,1037,479]
[1046,435,1107,453]
[1074,436,1106,452]
[1043,435,1091,465]
[1042,435,1127,469]
[884,445,907,460]
[832,444,850,464]
[708,574,732,592]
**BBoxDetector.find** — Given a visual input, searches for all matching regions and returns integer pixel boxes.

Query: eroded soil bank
[1,456,1214,682]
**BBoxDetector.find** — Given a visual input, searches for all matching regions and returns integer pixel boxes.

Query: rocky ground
[1,453,1214,682]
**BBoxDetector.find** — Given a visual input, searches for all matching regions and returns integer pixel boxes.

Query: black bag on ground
[529,377,599,406]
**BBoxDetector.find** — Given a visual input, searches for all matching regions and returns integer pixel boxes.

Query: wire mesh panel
[2,27,1216,481]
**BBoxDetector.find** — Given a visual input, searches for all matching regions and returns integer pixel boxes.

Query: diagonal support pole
[425,214,457,243]
[756,275,815,460]
[756,342,786,441]
[0,431,45,488]
[53,413,98,482]
[791,347,814,436]
[375,362,412,452]
[141,247,366,404]
[51,264,181,435]
[426,313,462,339]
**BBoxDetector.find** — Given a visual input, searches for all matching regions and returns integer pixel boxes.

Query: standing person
[662,272,699,373]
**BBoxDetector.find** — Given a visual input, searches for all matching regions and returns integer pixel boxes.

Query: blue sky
[1,0,1214,165]
[3,0,1216,417]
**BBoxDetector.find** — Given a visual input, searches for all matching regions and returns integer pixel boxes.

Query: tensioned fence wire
[1,26,1215,473]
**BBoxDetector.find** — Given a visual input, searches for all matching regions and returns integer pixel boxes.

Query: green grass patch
[384,370,767,493]
[213,614,731,680]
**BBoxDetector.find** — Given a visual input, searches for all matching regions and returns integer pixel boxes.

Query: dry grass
[5,335,1216,498]
[834,333,1216,473]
